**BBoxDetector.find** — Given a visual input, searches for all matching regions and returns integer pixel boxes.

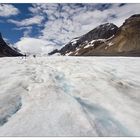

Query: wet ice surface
[0,56,140,136]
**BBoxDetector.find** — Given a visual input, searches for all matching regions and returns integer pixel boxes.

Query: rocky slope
[49,14,140,56]
[0,33,23,57]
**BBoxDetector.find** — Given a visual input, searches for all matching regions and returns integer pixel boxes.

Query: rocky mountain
[49,14,140,56]
[0,33,23,57]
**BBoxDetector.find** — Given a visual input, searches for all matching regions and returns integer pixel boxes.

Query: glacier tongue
[0,56,140,136]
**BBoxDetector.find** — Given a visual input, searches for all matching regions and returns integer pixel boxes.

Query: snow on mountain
[70,38,80,45]
[0,56,140,136]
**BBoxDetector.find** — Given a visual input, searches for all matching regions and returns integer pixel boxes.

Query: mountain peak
[83,22,118,40]
[0,32,23,57]
[51,22,118,55]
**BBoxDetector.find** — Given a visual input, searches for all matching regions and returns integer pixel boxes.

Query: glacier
[0,56,140,136]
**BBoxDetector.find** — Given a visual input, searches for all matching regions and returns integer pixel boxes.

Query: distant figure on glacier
[33,55,36,58]
[25,54,27,59]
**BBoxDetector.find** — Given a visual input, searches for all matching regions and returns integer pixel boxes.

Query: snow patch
[70,38,79,45]
[84,44,91,49]
[65,51,73,56]
[108,42,114,46]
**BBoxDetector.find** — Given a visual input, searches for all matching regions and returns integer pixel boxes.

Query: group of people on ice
[21,54,36,59]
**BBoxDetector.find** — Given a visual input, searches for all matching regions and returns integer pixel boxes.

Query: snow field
[0,56,140,136]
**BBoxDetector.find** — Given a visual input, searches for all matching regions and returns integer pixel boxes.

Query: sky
[0,3,140,55]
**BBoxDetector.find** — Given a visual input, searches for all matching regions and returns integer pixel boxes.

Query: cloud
[14,3,140,54]
[27,3,140,48]
[0,4,19,17]
[23,27,32,37]
[15,37,55,55]
[8,15,44,26]
[13,26,33,37]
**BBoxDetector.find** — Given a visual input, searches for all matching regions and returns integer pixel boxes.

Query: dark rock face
[0,33,23,57]
[49,14,140,56]
[48,49,59,55]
